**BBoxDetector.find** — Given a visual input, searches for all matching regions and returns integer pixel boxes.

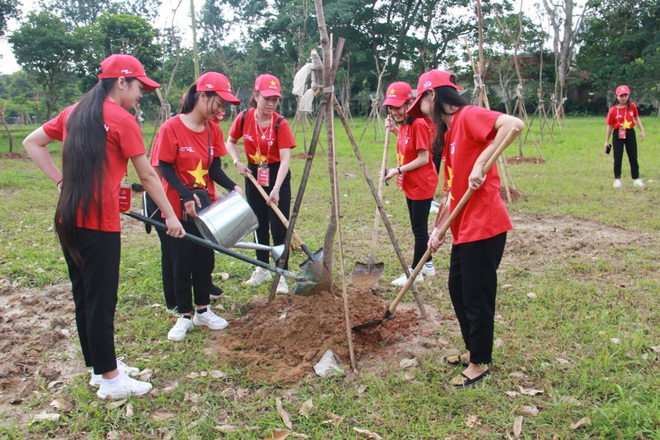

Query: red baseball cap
[615,85,630,96]
[407,70,463,118]
[254,74,282,98]
[196,72,241,105]
[382,82,413,107]
[98,54,160,92]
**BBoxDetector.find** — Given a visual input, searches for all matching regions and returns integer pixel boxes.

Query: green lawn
[0,115,658,439]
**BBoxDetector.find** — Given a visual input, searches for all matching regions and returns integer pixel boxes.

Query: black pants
[406,197,433,268]
[612,128,639,179]
[167,219,214,314]
[64,228,120,375]
[448,232,507,366]
[245,162,291,268]
[156,226,176,309]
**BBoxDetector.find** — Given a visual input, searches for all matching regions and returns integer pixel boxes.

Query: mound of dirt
[211,287,442,383]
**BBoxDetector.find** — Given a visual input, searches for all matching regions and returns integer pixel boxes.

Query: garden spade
[351,125,390,288]
[245,172,324,276]
[353,126,521,331]
[124,211,319,295]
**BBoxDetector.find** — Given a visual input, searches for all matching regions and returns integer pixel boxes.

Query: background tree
[40,0,162,27]
[8,11,76,119]
[576,0,660,113]
[0,0,19,38]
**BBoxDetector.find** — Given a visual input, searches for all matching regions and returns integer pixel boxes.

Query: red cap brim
[137,76,160,92]
[382,97,408,107]
[406,94,425,118]
[218,91,241,105]
[258,90,283,98]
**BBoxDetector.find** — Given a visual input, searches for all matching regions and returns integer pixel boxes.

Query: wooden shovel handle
[387,126,521,314]
[245,172,304,247]
[368,126,391,254]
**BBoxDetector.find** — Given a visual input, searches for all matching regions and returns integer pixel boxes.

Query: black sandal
[449,369,491,389]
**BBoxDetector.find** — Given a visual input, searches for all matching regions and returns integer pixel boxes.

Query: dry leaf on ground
[264,429,292,440]
[353,427,383,439]
[299,398,313,418]
[518,386,544,395]
[570,417,591,430]
[513,416,523,438]
[515,406,539,417]
[465,414,478,427]
[276,397,293,429]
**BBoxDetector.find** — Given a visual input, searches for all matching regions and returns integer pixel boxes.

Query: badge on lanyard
[396,172,403,189]
[257,164,270,186]
[618,128,626,139]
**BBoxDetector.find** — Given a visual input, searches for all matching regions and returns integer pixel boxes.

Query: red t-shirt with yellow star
[153,115,227,220]
[606,103,638,130]
[396,118,438,200]
[228,108,295,164]
[42,101,147,232]
[442,105,512,245]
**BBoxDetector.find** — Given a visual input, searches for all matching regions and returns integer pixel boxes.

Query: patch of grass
[1,116,659,438]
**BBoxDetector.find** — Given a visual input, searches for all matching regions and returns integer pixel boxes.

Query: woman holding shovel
[408,69,523,388]
[22,54,185,399]
[226,74,296,294]
[382,81,438,286]
[154,71,242,342]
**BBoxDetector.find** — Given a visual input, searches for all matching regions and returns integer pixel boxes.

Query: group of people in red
[23,54,297,399]
[22,49,536,397]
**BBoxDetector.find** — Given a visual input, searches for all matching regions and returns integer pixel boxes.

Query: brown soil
[0,213,649,418]
[506,156,546,164]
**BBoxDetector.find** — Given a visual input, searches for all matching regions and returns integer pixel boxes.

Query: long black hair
[430,86,471,157]
[181,83,219,115]
[55,77,135,265]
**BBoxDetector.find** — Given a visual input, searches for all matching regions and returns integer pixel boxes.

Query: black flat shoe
[449,369,491,389]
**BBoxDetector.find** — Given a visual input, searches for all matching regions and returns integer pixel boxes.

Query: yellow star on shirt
[248,151,268,164]
[446,166,455,201]
[622,119,633,129]
[397,152,404,166]
[187,160,208,186]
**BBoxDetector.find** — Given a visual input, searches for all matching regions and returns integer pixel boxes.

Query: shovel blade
[352,309,396,331]
[351,261,385,289]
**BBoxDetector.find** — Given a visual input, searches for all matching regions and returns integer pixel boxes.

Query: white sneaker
[96,370,152,400]
[613,179,622,188]
[421,263,435,277]
[633,179,644,188]
[244,267,272,286]
[391,272,423,287]
[89,357,140,387]
[168,316,194,341]
[192,308,228,330]
[276,277,289,294]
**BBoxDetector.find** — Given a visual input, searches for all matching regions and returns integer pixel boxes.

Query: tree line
[0,0,657,123]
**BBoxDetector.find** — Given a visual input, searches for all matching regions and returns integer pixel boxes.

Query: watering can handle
[123,211,309,282]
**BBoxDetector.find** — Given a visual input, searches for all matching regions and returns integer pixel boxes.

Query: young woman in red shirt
[382,81,439,286]
[226,74,296,294]
[153,72,243,342]
[22,54,185,399]
[604,85,645,188]
[409,69,524,388]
